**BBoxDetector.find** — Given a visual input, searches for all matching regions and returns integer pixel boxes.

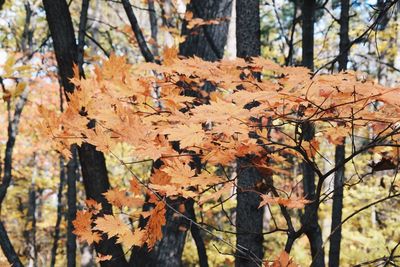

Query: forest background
[0,0,400,266]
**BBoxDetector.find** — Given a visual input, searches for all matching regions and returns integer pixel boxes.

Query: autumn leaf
[85,199,102,215]
[117,229,145,248]
[94,215,129,238]
[104,187,144,209]
[162,123,205,148]
[95,253,112,263]
[72,210,101,245]
[145,201,166,249]
[162,158,195,185]
[103,188,128,209]
[258,195,311,209]
[270,251,299,267]
[199,182,233,205]
[129,178,142,196]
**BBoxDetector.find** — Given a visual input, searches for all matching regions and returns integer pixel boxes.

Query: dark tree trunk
[50,156,66,267]
[302,0,315,70]
[148,0,159,57]
[338,0,350,72]
[67,148,78,267]
[24,183,38,267]
[156,1,232,265]
[129,200,156,267]
[235,160,264,267]
[42,1,129,266]
[154,198,188,267]
[0,88,29,267]
[236,0,261,58]
[0,222,23,267]
[329,1,349,266]
[329,145,345,267]
[235,1,263,267]
[301,162,324,267]
[186,199,208,267]
[121,0,155,63]
[301,1,325,266]
[132,1,232,266]
[180,0,232,61]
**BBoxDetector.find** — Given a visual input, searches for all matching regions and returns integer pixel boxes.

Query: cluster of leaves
[40,49,400,262]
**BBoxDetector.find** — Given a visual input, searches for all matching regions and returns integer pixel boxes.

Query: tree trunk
[186,199,208,267]
[155,1,232,265]
[0,222,23,267]
[235,160,264,267]
[329,144,345,267]
[0,88,29,267]
[235,1,263,267]
[148,0,159,57]
[26,183,37,267]
[301,1,325,266]
[236,0,261,58]
[180,0,232,61]
[130,1,232,265]
[50,156,66,267]
[302,0,315,70]
[329,1,349,266]
[42,1,129,266]
[67,148,78,267]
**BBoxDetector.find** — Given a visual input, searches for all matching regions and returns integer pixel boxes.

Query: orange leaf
[129,178,142,196]
[259,195,311,209]
[72,210,101,245]
[94,215,131,238]
[145,201,166,249]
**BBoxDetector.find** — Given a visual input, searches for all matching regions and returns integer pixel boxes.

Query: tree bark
[148,0,159,57]
[50,156,65,267]
[130,1,231,266]
[338,0,350,72]
[154,1,232,265]
[236,0,260,59]
[329,1,349,266]
[180,0,232,61]
[235,160,264,267]
[0,222,23,267]
[0,87,29,267]
[329,144,345,267]
[235,1,263,266]
[301,1,325,266]
[25,183,37,267]
[42,1,129,266]
[121,0,156,63]
[302,0,315,70]
[186,199,208,267]
[67,149,78,267]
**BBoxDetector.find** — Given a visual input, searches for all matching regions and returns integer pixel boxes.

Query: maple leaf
[72,210,101,245]
[258,195,311,209]
[150,169,171,185]
[162,123,205,148]
[145,201,166,249]
[117,229,145,248]
[162,158,195,185]
[199,182,233,205]
[95,253,112,263]
[103,188,129,209]
[129,178,142,196]
[85,199,102,215]
[94,215,131,239]
[270,251,299,267]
